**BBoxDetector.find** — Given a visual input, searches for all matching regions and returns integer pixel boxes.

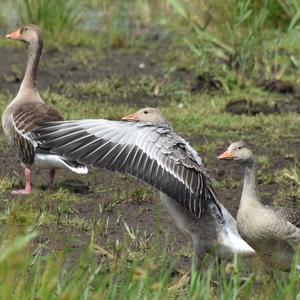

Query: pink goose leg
[12,166,32,195]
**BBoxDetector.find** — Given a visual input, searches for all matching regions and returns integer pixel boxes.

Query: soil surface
[225,97,300,115]
[0,44,299,273]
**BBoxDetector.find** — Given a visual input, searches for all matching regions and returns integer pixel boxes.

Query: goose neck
[19,39,43,92]
[240,160,261,208]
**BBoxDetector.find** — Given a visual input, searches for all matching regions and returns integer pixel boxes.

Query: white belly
[33,153,69,169]
[33,153,88,174]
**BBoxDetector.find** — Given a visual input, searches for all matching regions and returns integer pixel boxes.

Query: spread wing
[31,119,220,218]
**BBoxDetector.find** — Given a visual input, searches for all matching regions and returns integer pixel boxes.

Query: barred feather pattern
[10,102,63,164]
[271,207,300,228]
[32,119,221,218]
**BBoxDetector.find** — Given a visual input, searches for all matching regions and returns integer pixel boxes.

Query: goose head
[218,141,254,164]
[5,24,42,44]
[121,107,169,125]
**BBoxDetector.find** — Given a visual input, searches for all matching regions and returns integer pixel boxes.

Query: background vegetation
[0,0,299,298]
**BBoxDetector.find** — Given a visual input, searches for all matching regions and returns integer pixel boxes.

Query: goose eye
[238,146,242,149]
[21,27,28,33]
[144,111,148,114]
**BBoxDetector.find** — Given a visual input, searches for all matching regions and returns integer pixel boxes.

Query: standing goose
[2,25,87,194]
[218,141,300,271]
[29,107,254,266]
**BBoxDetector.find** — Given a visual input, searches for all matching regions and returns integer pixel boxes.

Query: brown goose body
[5,103,63,165]
[30,108,255,267]
[219,141,300,272]
[2,25,87,194]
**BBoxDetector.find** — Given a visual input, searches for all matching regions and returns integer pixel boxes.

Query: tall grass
[91,0,169,48]
[4,0,300,55]
[168,0,300,84]
[0,229,299,299]
[6,0,169,47]
[13,0,84,45]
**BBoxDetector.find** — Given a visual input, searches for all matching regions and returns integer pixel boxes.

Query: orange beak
[121,112,139,122]
[5,29,21,40]
[218,150,234,160]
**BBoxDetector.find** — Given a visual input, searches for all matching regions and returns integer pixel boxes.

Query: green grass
[282,165,300,186]
[1,0,300,298]
[13,0,84,46]
[0,230,299,299]
[0,0,169,47]
[168,0,300,84]
[0,84,299,298]
[87,0,170,48]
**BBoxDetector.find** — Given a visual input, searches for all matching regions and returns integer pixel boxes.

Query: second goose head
[121,107,170,125]
[218,141,254,164]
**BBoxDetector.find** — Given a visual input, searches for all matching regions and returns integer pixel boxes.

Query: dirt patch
[191,74,222,93]
[0,45,196,108]
[0,152,192,271]
[260,79,296,94]
[0,47,159,91]
[225,99,279,115]
[278,97,300,113]
[225,97,300,115]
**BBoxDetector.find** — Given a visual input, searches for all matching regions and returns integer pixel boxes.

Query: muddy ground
[0,42,299,273]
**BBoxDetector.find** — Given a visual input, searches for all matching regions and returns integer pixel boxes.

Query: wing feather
[32,120,221,218]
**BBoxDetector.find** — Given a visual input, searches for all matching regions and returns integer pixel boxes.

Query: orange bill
[121,112,139,122]
[5,29,21,40]
[218,150,234,160]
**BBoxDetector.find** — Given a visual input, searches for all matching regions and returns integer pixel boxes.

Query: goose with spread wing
[29,107,255,266]
[219,141,300,272]
[2,25,87,194]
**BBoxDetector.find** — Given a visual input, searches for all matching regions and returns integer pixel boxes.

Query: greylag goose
[2,25,87,194]
[29,107,254,266]
[218,141,300,272]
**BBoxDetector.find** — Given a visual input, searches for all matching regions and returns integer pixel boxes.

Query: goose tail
[207,195,255,257]
[60,158,88,174]
[34,153,88,174]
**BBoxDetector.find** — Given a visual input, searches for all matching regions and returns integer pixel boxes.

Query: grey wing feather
[32,119,221,218]
[271,206,300,228]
